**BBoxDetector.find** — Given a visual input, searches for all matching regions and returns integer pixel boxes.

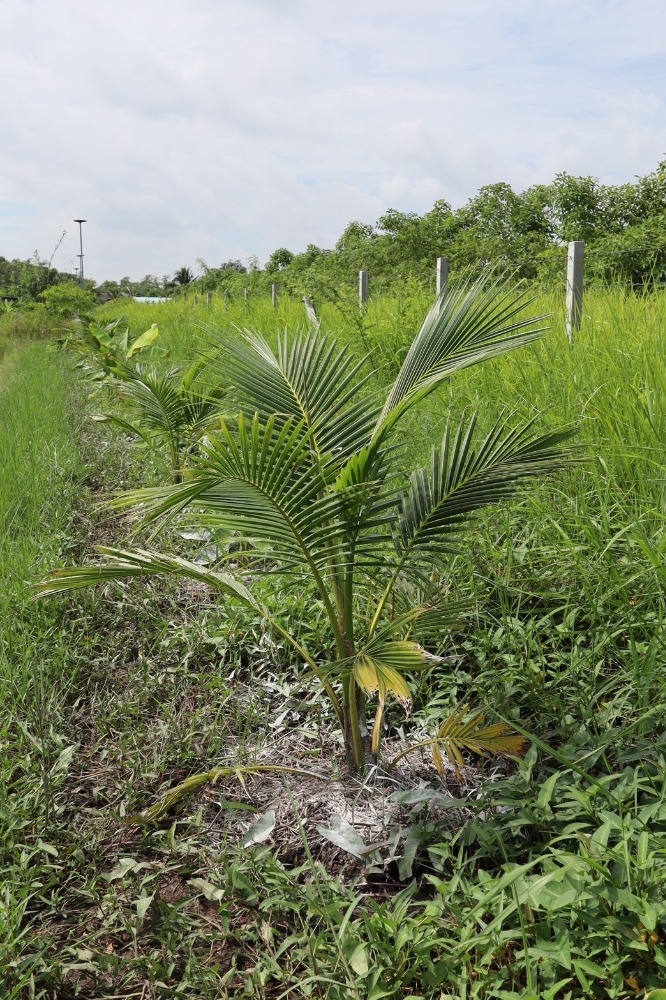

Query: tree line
[3,162,665,307]
[191,161,666,301]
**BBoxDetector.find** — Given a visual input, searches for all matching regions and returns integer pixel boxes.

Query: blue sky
[1,0,664,281]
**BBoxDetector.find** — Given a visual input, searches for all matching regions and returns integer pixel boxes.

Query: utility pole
[74,219,86,287]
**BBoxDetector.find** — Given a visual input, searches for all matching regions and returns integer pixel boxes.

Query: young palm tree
[36,276,573,774]
[94,359,228,482]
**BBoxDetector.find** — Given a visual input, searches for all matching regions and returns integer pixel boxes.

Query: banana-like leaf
[32,546,256,607]
[376,274,547,437]
[126,323,160,358]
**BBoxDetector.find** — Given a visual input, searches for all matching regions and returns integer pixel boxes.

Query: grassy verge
[1,341,89,993]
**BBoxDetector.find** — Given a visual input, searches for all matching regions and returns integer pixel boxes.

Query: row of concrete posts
[256,241,586,341]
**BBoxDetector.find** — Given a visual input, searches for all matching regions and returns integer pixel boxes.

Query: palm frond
[216,328,380,461]
[431,703,528,773]
[322,637,430,687]
[114,366,197,435]
[367,599,474,644]
[376,274,547,437]
[110,362,226,433]
[388,703,528,774]
[92,411,166,462]
[108,413,351,576]
[329,445,398,571]
[393,411,575,570]
[325,639,427,754]
[32,546,256,606]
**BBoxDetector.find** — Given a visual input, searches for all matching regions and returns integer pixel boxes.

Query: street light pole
[74,219,86,287]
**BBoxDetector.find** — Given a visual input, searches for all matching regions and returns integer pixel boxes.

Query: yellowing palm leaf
[351,640,424,752]
[433,703,528,773]
[389,703,528,776]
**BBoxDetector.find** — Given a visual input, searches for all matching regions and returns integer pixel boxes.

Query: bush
[39,281,96,318]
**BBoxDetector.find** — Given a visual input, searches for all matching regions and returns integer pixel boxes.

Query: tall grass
[0,342,91,986]
[0,345,84,589]
[100,284,666,492]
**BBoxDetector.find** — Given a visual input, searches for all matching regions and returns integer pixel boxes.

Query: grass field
[2,284,666,998]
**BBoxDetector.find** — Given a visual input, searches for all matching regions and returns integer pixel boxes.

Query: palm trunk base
[342,711,375,776]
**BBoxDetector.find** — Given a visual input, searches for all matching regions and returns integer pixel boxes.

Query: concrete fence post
[436,256,449,300]
[566,241,584,340]
[302,296,319,327]
[271,283,279,307]
[359,270,369,306]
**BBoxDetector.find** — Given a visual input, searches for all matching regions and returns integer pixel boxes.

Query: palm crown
[37,275,572,774]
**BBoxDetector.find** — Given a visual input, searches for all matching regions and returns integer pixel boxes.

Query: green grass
[0,341,89,993]
[3,286,666,997]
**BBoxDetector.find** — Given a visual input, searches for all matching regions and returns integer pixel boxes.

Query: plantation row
[1,283,666,997]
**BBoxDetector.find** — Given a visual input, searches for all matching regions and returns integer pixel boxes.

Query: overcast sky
[1,0,664,282]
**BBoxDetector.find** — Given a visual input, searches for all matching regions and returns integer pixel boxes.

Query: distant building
[132,296,171,304]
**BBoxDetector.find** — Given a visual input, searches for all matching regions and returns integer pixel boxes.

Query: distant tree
[447,182,552,276]
[173,267,194,286]
[96,279,121,301]
[0,252,71,302]
[547,173,606,243]
[376,209,420,236]
[587,212,666,289]
[375,208,448,275]
[111,275,168,297]
[632,160,666,220]
[134,275,167,296]
[85,161,666,304]
[218,259,247,273]
[303,244,327,263]
[335,221,375,253]
[266,248,294,273]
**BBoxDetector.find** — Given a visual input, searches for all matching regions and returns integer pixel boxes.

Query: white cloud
[0,0,665,280]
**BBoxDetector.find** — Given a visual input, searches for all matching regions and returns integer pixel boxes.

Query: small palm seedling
[63,316,225,480]
[92,358,228,482]
[36,275,573,775]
